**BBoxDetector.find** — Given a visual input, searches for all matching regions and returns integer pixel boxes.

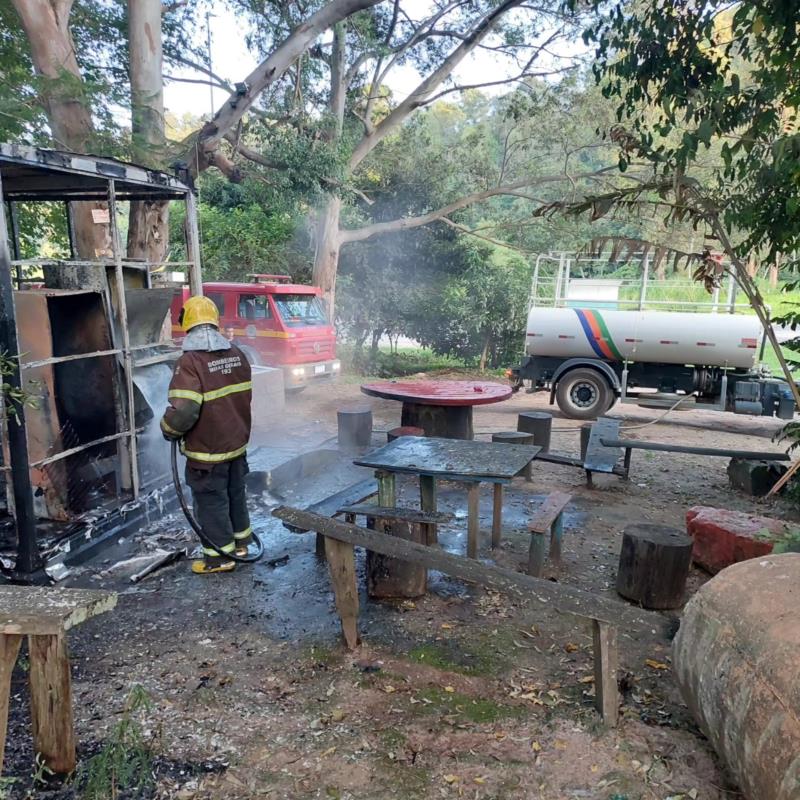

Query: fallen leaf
[645,659,669,670]
[578,676,594,684]
[554,740,567,750]
[444,686,455,693]
[473,776,486,785]
[383,684,396,694]
[531,741,542,752]
[331,708,346,722]
[321,747,336,757]
[590,764,599,773]
[564,643,579,653]
[441,623,454,629]
[443,774,459,784]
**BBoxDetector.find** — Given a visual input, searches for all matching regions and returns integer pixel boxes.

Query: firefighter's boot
[191,556,236,575]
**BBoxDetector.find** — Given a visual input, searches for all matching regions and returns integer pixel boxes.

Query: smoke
[133,363,176,489]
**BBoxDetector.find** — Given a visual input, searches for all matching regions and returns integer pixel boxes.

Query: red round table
[360,380,512,439]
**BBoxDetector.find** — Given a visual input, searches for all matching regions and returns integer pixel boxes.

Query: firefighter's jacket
[161,344,252,469]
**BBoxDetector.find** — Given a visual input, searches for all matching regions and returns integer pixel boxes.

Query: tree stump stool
[492,432,535,480]
[337,405,373,449]
[616,524,693,609]
[366,516,428,598]
[387,426,425,442]
[517,412,552,452]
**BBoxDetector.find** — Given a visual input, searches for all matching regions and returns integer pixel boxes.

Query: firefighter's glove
[160,417,183,441]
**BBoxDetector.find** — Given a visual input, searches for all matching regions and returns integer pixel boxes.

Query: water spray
[170,440,264,563]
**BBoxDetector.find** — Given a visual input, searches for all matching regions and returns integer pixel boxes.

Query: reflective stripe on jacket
[161,345,252,469]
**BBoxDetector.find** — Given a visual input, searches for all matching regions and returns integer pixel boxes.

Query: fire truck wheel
[238,345,262,367]
[555,368,614,420]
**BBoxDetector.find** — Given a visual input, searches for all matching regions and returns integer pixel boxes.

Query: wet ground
[4,377,797,799]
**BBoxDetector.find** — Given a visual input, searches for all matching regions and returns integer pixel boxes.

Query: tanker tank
[525,307,761,370]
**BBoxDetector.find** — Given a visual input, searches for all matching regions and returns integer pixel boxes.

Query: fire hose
[170,440,264,563]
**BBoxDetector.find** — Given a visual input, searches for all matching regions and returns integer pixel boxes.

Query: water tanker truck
[512,306,797,420]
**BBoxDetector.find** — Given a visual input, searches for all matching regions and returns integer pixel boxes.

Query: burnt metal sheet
[354,436,541,481]
[0,143,190,200]
[584,417,622,473]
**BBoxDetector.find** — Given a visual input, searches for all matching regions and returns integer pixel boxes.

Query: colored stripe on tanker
[573,309,623,361]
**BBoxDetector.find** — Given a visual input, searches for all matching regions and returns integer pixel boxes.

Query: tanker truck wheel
[555,368,614,420]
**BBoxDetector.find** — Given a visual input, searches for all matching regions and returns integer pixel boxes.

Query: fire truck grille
[297,340,332,357]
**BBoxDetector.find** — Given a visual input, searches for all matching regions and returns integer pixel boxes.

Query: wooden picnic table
[360,379,512,439]
[0,586,117,776]
[354,436,540,558]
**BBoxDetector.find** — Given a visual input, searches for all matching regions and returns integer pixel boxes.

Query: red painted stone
[686,506,787,574]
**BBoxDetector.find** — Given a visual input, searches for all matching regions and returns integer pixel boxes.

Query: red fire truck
[170,274,339,390]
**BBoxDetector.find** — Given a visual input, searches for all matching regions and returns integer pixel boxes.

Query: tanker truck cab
[170,275,339,390]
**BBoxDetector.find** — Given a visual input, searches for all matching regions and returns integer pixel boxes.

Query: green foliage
[170,173,312,282]
[78,684,154,800]
[1,351,37,417]
[577,0,800,261]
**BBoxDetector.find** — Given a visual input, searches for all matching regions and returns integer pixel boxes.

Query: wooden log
[337,405,373,449]
[324,538,359,649]
[517,412,552,452]
[28,633,76,774]
[593,620,619,726]
[491,483,503,549]
[272,506,667,632]
[467,483,480,558]
[0,634,22,775]
[492,431,535,480]
[419,475,438,545]
[616,524,693,610]
[367,518,427,599]
[401,402,473,439]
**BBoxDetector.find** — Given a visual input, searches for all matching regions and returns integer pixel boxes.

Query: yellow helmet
[180,295,219,331]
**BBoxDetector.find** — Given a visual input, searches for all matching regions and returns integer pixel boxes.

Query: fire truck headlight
[292,367,305,377]
[332,361,341,371]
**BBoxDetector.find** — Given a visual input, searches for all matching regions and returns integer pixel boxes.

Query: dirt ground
[5,375,798,800]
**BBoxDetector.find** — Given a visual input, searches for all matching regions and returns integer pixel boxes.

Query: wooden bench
[281,478,378,555]
[527,491,572,577]
[0,586,117,776]
[337,505,453,599]
[273,505,671,727]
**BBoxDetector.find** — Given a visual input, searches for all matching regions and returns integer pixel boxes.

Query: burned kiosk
[0,145,202,579]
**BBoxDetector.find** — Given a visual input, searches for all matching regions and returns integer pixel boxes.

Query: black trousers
[186,455,252,563]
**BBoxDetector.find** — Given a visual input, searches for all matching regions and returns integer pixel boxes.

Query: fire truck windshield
[274,294,327,327]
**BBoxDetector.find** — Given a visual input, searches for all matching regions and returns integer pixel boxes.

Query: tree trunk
[479,333,491,371]
[313,194,343,309]
[127,0,169,264]
[11,0,110,260]
[370,329,381,360]
[768,255,781,289]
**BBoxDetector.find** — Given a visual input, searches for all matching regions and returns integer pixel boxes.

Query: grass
[415,687,523,724]
[78,685,154,800]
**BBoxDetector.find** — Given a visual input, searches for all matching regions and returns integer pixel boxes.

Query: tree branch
[340,168,614,243]
[348,0,524,172]
[189,0,385,175]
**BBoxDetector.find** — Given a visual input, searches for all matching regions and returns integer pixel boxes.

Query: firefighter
[160,295,254,574]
